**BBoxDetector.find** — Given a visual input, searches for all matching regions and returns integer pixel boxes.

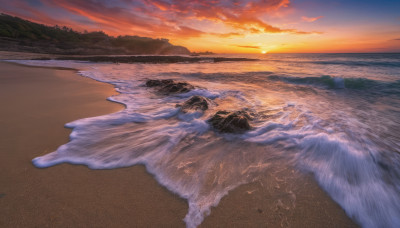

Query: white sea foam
[297,133,400,228]
[8,56,400,228]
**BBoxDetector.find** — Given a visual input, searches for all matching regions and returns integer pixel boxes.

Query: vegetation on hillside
[0,13,190,55]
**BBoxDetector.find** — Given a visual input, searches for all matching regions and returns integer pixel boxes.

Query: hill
[0,14,190,55]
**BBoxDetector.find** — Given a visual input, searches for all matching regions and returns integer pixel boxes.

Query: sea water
[12,53,400,228]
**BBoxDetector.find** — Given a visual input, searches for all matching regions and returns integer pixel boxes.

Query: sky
[1,0,399,53]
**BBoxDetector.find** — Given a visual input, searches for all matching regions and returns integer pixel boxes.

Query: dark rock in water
[208,110,251,133]
[146,79,173,87]
[145,79,194,94]
[178,96,210,112]
[159,82,194,94]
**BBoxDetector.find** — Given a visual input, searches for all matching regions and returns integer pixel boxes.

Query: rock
[146,79,173,87]
[145,79,194,94]
[178,96,210,112]
[208,110,251,133]
[159,82,194,94]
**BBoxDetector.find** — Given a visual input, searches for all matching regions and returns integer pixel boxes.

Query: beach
[1,1,399,226]
[0,61,188,227]
[0,59,360,227]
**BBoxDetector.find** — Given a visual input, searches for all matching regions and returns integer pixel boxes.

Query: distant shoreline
[53,55,258,63]
[0,50,258,64]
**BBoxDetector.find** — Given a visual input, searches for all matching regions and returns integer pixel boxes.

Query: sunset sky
[1,0,399,53]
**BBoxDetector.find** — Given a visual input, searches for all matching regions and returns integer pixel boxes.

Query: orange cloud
[234,45,261,49]
[168,26,206,38]
[43,0,316,38]
[302,16,323,22]
[214,32,244,38]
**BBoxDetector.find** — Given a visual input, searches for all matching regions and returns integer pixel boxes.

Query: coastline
[0,61,188,227]
[0,55,359,227]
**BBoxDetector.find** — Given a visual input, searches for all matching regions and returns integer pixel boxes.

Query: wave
[297,133,400,228]
[268,75,400,93]
[307,60,400,68]
[31,111,271,228]
[241,109,400,228]
[263,54,400,68]
[33,85,400,228]
[297,60,400,68]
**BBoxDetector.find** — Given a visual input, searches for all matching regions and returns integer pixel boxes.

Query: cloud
[209,32,244,38]
[4,0,318,39]
[302,16,323,22]
[169,26,206,38]
[234,45,262,49]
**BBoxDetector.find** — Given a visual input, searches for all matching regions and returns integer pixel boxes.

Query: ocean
[13,53,400,227]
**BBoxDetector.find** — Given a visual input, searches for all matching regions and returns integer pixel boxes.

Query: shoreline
[0,61,188,227]
[0,55,359,227]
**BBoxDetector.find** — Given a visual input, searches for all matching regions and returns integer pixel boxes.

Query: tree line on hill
[0,13,190,55]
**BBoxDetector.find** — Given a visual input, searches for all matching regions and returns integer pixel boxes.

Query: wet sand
[0,62,188,227]
[201,164,358,227]
[0,59,358,227]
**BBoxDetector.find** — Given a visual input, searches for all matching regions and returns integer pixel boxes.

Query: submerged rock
[146,79,173,87]
[208,110,251,133]
[145,79,194,94]
[178,96,210,112]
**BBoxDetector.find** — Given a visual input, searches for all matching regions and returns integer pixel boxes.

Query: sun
[261,50,267,54]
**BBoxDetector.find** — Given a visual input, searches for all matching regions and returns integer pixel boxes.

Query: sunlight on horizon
[1,0,399,53]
